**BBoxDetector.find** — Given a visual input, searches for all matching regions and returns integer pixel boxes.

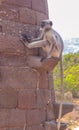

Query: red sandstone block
[0,4,19,22]
[0,109,9,127]
[48,72,54,90]
[0,109,26,127]
[32,0,46,13]
[0,87,18,108]
[0,55,27,66]
[0,67,37,89]
[37,89,51,108]
[39,72,48,89]
[0,34,24,55]
[46,103,56,120]
[0,128,7,130]
[8,109,26,127]
[2,0,32,8]
[19,7,36,25]
[36,12,48,25]
[51,89,55,103]
[26,109,46,126]
[18,89,36,109]
[2,20,19,37]
[6,128,23,130]
[27,125,45,130]
[44,0,49,15]
[0,128,6,130]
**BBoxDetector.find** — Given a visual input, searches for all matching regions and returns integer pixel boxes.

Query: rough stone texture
[0,67,38,89]
[2,0,32,8]
[27,125,45,130]
[0,87,18,108]
[0,109,26,127]
[0,0,51,129]
[37,89,51,108]
[26,109,46,126]
[46,103,56,120]
[18,89,36,109]
[19,8,36,25]
[0,0,72,130]
[6,128,23,130]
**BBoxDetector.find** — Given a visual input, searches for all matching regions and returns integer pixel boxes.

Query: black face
[41,21,53,28]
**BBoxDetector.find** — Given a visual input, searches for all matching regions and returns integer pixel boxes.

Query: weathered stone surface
[37,89,51,108]
[2,0,32,8]
[0,55,27,66]
[36,12,48,25]
[27,125,45,130]
[8,109,26,127]
[0,67,38,89]
[19,7,36,25]
[18,89,36,109]
[32,0,46,13]
[0,4,19,22]
[0,35,24,55]
[0,128,5,130]
[1,20,38,37]
[0,109,9,127]
[0,0,60,130]
[0,109,26,127]
[44,0,48,15]
[0,87,18,108]
[39,72,49,89]
[26,109,46,126]
[6,128,23,130]
[46,103,56,120]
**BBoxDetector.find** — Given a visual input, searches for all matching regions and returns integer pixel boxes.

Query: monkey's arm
[27,39,47,48]
[32,37,42,42]
[20,33,47,48]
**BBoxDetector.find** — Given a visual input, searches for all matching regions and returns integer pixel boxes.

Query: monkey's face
[41,20,53,30]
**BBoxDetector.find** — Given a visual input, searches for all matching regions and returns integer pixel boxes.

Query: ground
[61,98,79,130]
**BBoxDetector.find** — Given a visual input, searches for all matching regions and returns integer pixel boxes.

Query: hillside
[64,38,79,54]
[53,53,79,95]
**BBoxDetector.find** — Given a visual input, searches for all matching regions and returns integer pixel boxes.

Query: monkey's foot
[42,56,60,62]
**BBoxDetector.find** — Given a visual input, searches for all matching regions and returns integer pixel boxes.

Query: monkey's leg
[27,39,47,49]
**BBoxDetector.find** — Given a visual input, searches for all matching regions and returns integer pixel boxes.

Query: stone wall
[0,0,48,37]
[0,0,56,130]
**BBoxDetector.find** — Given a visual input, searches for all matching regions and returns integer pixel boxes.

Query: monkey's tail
[57,55,64,130]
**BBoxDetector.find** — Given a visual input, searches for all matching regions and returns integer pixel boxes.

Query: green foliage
[53,53,79,94]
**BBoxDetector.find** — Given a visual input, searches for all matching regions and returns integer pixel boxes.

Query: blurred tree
[53,53,79,96]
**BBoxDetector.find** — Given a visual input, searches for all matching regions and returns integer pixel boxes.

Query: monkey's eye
[41,22,45,28]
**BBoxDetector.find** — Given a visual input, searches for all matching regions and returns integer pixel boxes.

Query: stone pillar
[0,0,57,130]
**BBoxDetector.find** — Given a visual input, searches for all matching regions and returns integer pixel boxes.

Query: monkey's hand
[20,34,31,43]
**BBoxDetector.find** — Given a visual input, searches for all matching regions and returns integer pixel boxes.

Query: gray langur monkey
[20,20,63,60]
[20,20,64,130]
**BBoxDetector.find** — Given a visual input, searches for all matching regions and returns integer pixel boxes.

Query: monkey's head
[40,20,53,30]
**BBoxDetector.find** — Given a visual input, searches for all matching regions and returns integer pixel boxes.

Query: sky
[48,0,79,40]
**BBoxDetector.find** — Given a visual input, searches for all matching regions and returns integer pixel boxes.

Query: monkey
[20,20,64,130]
[20,19,63,60]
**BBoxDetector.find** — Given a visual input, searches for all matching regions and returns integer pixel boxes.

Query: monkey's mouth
[45,28,51,31]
